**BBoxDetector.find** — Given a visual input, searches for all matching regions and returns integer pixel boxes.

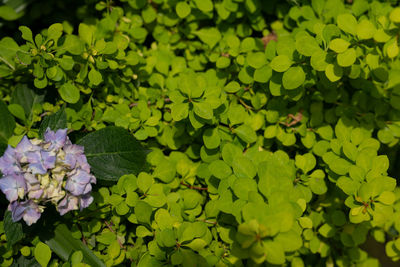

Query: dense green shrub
[1,0,400,266]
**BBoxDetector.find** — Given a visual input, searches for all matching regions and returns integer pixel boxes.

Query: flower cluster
[0,129,96,225]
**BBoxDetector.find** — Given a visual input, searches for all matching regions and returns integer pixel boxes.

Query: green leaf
[0,37,20,71]
[38,107,67,139]
[264,240,285,265]
[176,2,191,18]
[247,52,266,69]
[216,57,230,69]
[295,34,321,56]
[171,103,189,121]
[62,35,84,55]
[329,38,350,53]
[234,124,257,144]
[390,7,400,23]
[19,26,34,43]
[232,178,257,200]
[232,155,256,179]
[88,68,103,86]
[193,102,213,120]
[44,224,105,267]
[270,55,292,72]
[47,23,63,40]
[309,170,327,195]
[11,85,44,121]
[0,100,16,144]
[337,48,356,67]
[224,81,241,93]
[34,242,51,267]
[195,28,221,49]
[253,65,273,83]
[330,158,352,175]
[58,82,80,104]
[325,64,342,82]
[377,191,395,205]
[153,160,176,183]
[282,67,305,90]
[311,50,328,71]
[4,211,24,248]
[337,13,357,35]
[8,104,25,121]
[299,217,313,228]
[194,0,213,12]
[135,201,153,224]
[357,20,376,40]
[0,5,19,21]
[203,128,220,149]
[208,160,231,179]
[77,126,147,181]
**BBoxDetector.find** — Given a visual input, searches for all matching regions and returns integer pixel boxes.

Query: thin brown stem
[180,181,208,191]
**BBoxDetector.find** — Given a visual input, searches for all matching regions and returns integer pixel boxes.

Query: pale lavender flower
[24,173,43,199]
[0,174,26,202]
[79,193,94,210]
[27,150,56,175]
[9,200,42,225]
[65,169,95,196]
[44,128,68,150]
[15,136,40,163]
[57,194,79,215]
[0,128,96,225]
[63,144,84,169]
[0,146,21,175]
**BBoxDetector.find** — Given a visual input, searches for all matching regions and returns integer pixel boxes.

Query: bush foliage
[1,0,400,266]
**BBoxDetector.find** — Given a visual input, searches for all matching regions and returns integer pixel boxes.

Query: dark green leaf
[77,126,147,181]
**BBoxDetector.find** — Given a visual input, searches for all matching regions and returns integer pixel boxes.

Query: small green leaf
[357,20,376,40]
[58,82,80,104]
[389,7,400,23]
[329,38,350,53]
[171,103,189,121]
[295,34,321,56]
[208,160,231,179]
[176,2,191,18]
[270,55,292,72]
[193,102,213,120]
[47,23,63,40]
[195,28,221,49]
[253,65,272,83]
[234,124,257,144]
[282,66,305,90]
[247,52,266,69]
[337,13,357,35]
[88,68,103,86]
[194,0,213,12]
[325,64,342,82]
[34,242,51,267]
[62,35,84,55]
[153,160,176,183]
[19,26,34,43]
[337,48,356,67]
[224,81,241,93]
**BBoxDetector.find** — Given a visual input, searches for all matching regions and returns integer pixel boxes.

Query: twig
[180,181,208,191]
[104,220,125,249]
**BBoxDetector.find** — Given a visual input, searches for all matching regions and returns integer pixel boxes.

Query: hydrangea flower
[0,128,96,225]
